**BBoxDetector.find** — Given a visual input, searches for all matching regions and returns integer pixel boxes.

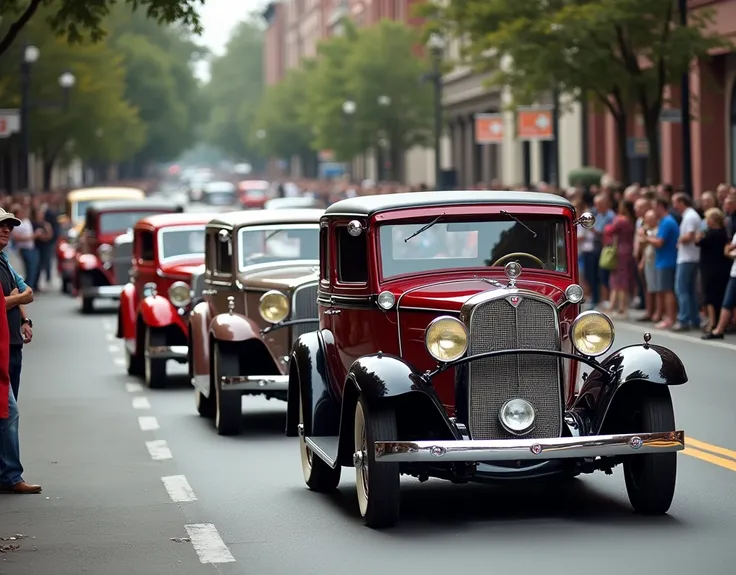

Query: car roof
[67,187,145,201]
[85,199,183,213]
[324,191,574,218]
[135,212,220,231]
[206,208,324,229]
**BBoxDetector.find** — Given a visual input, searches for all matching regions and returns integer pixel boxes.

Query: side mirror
[574,212,596,229]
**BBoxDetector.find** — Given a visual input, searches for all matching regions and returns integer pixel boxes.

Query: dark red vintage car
[74,199,183,313]
[238,180,271,209]
[116,212,217,388]
[286,191,687,528]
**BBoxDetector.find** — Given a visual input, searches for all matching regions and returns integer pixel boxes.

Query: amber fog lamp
[259,290,290,324]
[571,310,614,357]
[424,316,468,362]
[168,281,191,307]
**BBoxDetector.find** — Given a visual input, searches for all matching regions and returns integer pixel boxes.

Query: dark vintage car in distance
[286,191,687,528]
[74,200,184,313]
[117,212,218,388]
[188,209,323,435]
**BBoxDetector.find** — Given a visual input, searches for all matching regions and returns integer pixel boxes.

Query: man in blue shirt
[643,197,679,329]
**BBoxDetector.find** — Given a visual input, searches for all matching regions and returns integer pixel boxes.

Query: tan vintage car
[188,209,323,435]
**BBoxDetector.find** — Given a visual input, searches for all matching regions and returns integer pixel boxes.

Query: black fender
[574,343,687,434]
[286,330,338,438]
[334,352,459,466]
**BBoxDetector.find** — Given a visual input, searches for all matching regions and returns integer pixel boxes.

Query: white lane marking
[105,333,114,342]
[102,320,114,331]
[114,358,125,367]
[125,382,144,393]
[138,416,160,431]
[185,524,235,564]
[162,475,197,503]
[132,396,151,409]
[145,440,172,460]
[617,320,736,351]
[108,344,120,353]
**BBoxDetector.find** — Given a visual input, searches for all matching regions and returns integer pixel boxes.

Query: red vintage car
[74,199,183,313]
[238,180,271,209]
[117,212,217,388]
[286,191,687,528]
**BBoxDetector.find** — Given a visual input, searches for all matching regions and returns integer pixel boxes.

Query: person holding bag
[602,201,637,318]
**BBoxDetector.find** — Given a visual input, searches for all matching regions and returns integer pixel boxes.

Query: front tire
[126,346,144,377]
[300,393,341,492]
[213,342,242,435]
[143,328,167,389]
[79,274,94,313]
[354,397,400,529]
[624,386,677,515]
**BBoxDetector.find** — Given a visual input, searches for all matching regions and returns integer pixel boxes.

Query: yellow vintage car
[57,186,146,293]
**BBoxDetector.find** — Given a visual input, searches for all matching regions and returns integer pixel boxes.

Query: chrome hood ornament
[504,261,522,288]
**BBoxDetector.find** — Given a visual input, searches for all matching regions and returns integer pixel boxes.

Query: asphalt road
[4,289,736,575]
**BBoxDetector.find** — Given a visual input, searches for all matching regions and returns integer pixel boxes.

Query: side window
[319,226,330,282]
[337,226,368,284]
[216,235,233,274]
[139,231,154,261]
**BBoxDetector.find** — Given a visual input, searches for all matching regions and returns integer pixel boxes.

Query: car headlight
[570,310,614,356]
[97,243,113,263]
[499,398,536,435]
[424,316,468,362]
[168,281,191,308]
[142,282,157,298]
[259,290,290,324]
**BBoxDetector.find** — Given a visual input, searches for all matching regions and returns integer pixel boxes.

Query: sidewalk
[616,308,736,348]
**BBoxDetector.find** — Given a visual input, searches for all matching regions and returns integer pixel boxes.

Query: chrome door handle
[202,289,218,296]
[324,309,341,315]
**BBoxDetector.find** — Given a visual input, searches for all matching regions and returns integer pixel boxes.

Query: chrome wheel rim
[354,401,369,517]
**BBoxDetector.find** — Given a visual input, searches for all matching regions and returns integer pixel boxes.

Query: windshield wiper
[404,213,444,243]
[265,230,282,241]
[500,210,537,238]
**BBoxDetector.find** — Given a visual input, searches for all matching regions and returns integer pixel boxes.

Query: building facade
[586,0,736,196]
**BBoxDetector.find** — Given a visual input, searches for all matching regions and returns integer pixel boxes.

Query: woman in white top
[10,205,38,290]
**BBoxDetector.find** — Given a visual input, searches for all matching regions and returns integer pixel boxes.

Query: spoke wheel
[623,386,677,515]
[143,328,167,389]
[300,393,340,492]
[213,343,242,435]
[354,397,400,528]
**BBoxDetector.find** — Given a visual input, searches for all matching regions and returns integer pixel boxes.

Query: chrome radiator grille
[467,295,562,440]
[291,283,319,343]
[112,239,133,285]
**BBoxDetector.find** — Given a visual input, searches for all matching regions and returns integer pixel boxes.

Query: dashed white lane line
[146,440,173,460]
[105,333,114,342]
[102,320,114,332]
[162,475,197,503]
[113,357,125,367]
[132,396,151,409]
[138,416,160,431]
[108,344,120,353]
[185,524,235,564]
[125,382,144,393]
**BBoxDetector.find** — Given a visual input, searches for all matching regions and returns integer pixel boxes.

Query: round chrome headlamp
[570,310,614,357]
[377,290,395,310]
[499,398,536,435]
[168,281,191,308]
[565,283,584,304]
[424,316,468,362]
[97,243,113,263]
[142,282,157,298]
[259,290,290,324]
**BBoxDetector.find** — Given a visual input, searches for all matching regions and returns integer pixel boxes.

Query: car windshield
[159,227,206,261]
[99,211,171,234]
[73,200,94,221]
[378,216,568,279]
[238,224,319,270]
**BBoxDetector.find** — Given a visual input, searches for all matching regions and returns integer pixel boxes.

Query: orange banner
[517,108,554,141]
[474,113,504,144]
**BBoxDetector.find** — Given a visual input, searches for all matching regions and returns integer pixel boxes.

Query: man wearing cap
[0,209,34,400]
[0,208,40,494]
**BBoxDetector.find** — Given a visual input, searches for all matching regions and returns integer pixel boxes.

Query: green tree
[0,0,202,58]
[0,8,146,189]
[203,18,264,161]
[421,0,730,184]
[106,5,205,176]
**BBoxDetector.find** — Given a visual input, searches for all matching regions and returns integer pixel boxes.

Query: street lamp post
[342,100,356,180]
[427,34,445,190]
[19,45,76,190]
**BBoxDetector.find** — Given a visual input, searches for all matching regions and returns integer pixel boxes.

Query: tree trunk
[42,155,57,191]
[643,110,661,185]
[614,112,630,186]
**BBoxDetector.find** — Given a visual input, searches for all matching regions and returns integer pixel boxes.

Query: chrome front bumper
[220,375,288,392]
[372,431,685,463]
[146,345,188,361]
[80,285,124,299]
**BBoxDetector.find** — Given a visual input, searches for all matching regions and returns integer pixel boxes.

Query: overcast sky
[193,0,268,82]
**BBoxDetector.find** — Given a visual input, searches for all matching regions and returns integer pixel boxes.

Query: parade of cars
[283,191,687,528]
[187,209,322,435]
[116,212,217,388]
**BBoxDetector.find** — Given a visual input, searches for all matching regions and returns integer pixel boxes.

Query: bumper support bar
[146,346,188,360]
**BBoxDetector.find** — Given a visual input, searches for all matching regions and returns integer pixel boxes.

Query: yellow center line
[683,447,736,472]
[686,438,736,462]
